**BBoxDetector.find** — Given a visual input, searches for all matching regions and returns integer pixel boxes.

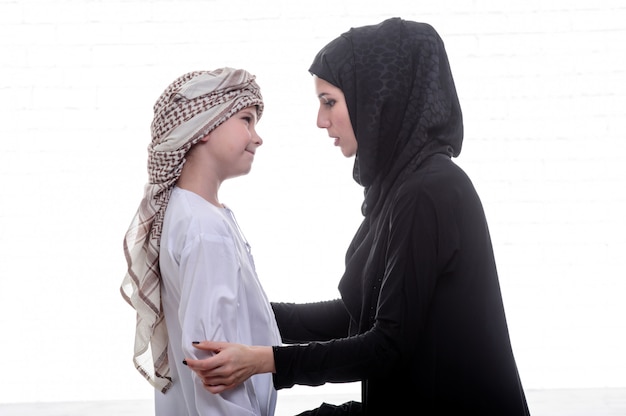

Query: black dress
[271,17,530,415]
[272,154,529,415]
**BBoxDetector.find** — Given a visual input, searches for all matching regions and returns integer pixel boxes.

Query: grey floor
[0,388,625,415]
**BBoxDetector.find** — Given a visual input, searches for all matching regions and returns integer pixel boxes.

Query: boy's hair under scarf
[120,68,264,393]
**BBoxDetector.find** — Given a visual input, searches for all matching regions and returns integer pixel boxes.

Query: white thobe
[156,187,281,416]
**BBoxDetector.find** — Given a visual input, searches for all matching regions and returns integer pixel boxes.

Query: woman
[121,68,281,415]
[186,19,530,415]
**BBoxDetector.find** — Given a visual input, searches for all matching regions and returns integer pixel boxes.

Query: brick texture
[0,0,624,403]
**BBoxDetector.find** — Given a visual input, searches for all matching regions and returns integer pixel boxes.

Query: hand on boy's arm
[184,341,276,394]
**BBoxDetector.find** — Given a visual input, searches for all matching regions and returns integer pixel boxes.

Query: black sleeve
[271,299,351,343]
[272,328,393,388]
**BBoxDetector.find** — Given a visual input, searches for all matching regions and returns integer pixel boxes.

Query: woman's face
[314,75,357,158]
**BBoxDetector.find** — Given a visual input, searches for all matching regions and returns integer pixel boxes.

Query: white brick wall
[0,0,624,404]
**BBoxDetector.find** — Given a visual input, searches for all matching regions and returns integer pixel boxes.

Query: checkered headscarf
[120,68,264,393]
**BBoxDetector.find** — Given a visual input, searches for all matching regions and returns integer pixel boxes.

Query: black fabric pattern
[309,17,463,217]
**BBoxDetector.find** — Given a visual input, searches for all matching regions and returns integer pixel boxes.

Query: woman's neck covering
[120,68,263,393]
[309,18,463,216]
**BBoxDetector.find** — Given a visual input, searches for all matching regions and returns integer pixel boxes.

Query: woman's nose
[316,110,330,129]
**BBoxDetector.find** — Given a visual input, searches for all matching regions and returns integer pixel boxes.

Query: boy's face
[202,106,262,180]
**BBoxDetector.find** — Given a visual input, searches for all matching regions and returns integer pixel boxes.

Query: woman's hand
[184,341,275,393]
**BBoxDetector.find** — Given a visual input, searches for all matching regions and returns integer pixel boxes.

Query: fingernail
[182,360,188,366]
[192,341,199,344]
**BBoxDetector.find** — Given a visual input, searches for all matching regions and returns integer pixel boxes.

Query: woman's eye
[319,95,336,108]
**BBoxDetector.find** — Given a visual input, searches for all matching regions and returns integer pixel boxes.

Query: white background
[0,0,625,406]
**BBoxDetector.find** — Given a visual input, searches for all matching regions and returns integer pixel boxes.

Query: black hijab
[309,18,463,216]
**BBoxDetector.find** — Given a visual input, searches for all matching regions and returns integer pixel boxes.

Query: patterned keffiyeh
[120,67,264,393]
